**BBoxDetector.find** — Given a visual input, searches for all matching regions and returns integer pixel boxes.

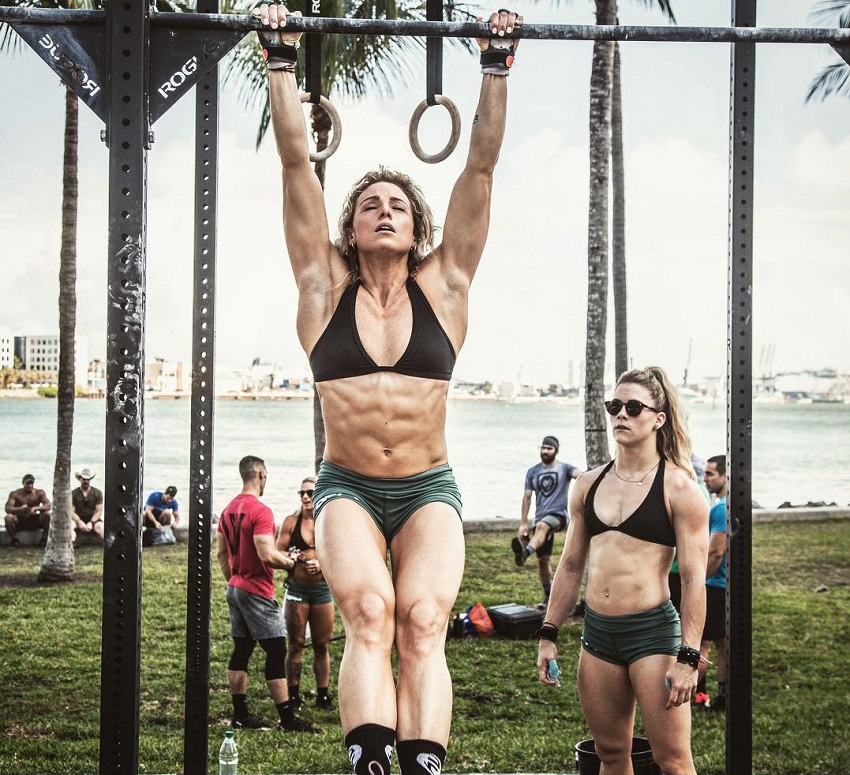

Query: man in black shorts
[5,473,52,547]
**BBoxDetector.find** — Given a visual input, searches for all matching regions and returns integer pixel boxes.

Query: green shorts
[313,461,462,541]
[581,600,681,666]
[285,579,334,606]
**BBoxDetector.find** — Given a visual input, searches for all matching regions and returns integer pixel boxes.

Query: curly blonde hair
[334,167,436,282]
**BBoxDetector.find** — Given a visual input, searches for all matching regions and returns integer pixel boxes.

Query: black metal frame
[2,1,838,772]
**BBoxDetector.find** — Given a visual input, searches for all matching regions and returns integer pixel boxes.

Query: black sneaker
[511,537,526,566]
[536,597,550,612]
[232,714,273,729]
[316,694,335,711]
[572,599,586,618]
[711,694,726,712]
[278,716,322,734]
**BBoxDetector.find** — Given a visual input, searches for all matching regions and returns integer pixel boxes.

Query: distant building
[13,333,89,387]
[0,327,13,369]
[145,359,186,393]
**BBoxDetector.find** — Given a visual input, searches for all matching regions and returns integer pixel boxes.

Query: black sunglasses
[604,399,661,417]
[298,489,315,497]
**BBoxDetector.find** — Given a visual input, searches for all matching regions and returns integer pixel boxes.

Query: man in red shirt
[216,455,319,733]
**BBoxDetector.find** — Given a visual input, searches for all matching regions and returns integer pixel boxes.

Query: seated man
[71,467,104,544]
[143,485,180,546]
[5,473,52,547]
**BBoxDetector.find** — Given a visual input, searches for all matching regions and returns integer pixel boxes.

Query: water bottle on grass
[219,730,238,775]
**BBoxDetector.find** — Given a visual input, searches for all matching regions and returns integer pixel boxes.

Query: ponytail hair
[616,366,694,478]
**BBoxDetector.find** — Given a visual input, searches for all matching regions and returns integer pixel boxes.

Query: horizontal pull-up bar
[2,6,850,45]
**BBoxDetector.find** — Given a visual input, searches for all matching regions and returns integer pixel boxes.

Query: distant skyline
[1,0,848,388]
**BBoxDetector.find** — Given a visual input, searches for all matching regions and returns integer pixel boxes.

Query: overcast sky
[1,0,848,387]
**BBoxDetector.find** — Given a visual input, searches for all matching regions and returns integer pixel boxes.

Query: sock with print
[345,724,395,775]
[397,739,446,775]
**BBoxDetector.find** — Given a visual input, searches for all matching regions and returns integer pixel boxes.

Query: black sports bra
[309,277,456,383]
[583,459,676,547]
[289,511,313,552]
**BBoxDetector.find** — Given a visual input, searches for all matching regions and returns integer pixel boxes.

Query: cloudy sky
[1,0,848,387]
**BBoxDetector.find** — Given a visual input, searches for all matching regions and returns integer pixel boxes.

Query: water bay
[1,396,848,519]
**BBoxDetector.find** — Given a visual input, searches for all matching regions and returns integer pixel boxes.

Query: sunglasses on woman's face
[604,399,660,417]
[298,489,314,497]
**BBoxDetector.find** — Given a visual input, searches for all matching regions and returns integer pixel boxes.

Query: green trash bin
[574,736,660,775]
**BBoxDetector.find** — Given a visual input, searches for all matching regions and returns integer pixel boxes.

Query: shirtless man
[5,473,52,547]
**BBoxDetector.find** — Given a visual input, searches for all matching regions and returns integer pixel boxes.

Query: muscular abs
[318,372,450,477]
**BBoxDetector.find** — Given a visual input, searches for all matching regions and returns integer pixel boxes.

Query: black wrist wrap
[677,646,701,669]
[480,45,515,69]
[535,623,559,643]
[261,43,299,65]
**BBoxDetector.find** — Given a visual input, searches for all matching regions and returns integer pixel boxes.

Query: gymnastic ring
[300,93,342,162]
[408,95,462,164]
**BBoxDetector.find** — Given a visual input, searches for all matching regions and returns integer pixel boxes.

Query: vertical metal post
[182,1,220,772]
[99,1,152,774]
[726,0,755,773]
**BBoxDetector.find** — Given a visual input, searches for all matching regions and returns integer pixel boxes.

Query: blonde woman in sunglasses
[536,366,709,775]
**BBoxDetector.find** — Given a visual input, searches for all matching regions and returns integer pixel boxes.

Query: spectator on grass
[216,455,319,733]
[276,476,336,711]
[5,473,51,548]
[71,467,104,544]
[143,485,180,546]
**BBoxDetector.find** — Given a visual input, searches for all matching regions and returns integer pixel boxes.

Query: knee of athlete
[650,747,693,775]
[593,738,633,765]
[395,598,447,659]
[258,636,287,680]
[228,638,256,672]
[347,592,394,646]
[286,629,307,652]
[312,642,329,658]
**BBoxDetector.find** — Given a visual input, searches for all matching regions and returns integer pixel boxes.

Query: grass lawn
[0,519,848,774]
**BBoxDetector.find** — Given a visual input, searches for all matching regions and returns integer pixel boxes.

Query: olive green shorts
[313,461,462,541]
[285,579,334,606]
[581,600,681,666]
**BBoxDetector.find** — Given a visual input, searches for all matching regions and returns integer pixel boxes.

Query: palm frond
[805,59,850,102]
[633,0,676,25]
[808,0,850,28]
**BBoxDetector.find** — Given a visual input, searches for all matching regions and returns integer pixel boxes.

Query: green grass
[1,520,848,774]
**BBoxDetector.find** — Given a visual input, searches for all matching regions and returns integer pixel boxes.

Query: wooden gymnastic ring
[300,92,342,162]
[408,95,462,164]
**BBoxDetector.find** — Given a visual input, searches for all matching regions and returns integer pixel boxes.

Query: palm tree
[1,0,97,581]
[223,0,473,471]
[583,0,674,467]
[806,0,850,102]
[583,0,617,468]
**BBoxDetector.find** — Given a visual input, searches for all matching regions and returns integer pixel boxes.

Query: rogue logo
[158,56,199,99]
[311,0,320,12]
[38,34,100,96]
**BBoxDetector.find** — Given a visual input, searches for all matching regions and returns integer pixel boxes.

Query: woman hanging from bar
[536,366,709,775]
[253,5,521,775]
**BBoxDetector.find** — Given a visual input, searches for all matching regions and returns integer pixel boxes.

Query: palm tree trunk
[584,0,616,468]
[40,85,78,582]
[310,104,332,473]
[611,41,628,379]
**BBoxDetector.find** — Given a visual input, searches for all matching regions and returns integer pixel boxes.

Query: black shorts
[702,585,726,642]
[14,512,45,531]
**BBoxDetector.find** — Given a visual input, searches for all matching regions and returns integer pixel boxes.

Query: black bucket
[574,736,661,775]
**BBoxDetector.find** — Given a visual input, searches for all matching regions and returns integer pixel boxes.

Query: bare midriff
[318,372,450,479]
[584,532,676,616]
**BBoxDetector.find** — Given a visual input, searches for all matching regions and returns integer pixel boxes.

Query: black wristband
[260,41,299,65]
[676,646,701,669]
[480,44,515,69]
[535,623,559,643]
